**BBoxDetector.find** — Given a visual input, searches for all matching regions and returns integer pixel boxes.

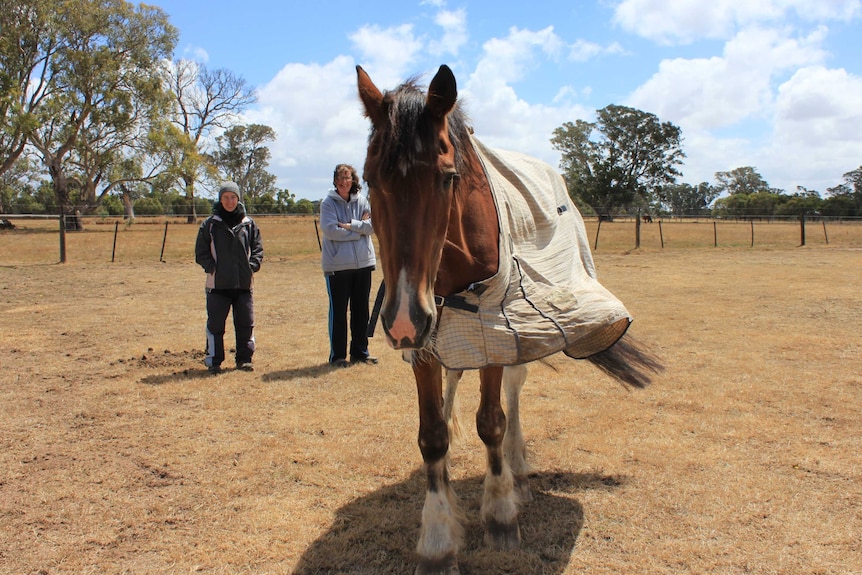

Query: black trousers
[205,289,255,367]
[325,267,373,362]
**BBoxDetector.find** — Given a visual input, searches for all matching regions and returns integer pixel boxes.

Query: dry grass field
[1,217,861,574]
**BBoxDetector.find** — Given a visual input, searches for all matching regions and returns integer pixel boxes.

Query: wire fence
[1,214,861,266]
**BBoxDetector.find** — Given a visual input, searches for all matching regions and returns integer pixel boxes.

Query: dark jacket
[195,205,263,290]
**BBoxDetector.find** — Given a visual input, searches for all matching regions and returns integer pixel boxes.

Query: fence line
[1,214,861,265]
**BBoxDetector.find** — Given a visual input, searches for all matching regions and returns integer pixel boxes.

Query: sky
[152,0,862,201]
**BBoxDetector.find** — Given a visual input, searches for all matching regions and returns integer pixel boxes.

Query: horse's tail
[586,333,663,389]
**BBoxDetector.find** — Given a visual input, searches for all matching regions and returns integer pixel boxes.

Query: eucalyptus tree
[21,0,176,217]
[0,0,55,176]
[714,166,773,195]
[162,59,256,221]
[552,104,684,215]
[210,123,277,204]
[823,166,862,217]
[658,182,719,216]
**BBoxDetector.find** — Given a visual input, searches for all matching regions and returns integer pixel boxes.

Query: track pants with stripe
[325,267,373,363]
[205,288,255,368]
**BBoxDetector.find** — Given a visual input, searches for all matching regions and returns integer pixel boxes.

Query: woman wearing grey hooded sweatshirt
[319,164,377,367]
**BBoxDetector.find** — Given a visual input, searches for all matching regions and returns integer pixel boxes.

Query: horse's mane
[369,77,473,178]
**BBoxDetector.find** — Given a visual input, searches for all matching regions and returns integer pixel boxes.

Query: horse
[357,64,661,575]
[642,213,653,223]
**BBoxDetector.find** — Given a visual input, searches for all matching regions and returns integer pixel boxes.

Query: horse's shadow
[292,469,625,574]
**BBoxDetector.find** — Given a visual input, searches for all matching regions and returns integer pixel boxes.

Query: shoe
[330,359,350,368]
[351,356,378,365]
[236,362,254,372]
[208,365,223,374]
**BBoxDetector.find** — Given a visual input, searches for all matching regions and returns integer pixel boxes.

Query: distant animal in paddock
[357,63,662,575]
[0,218,15,230]
[642,214,653,223]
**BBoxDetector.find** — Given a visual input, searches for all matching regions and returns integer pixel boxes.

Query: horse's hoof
[484,517,521,550]
[415,554,460,575]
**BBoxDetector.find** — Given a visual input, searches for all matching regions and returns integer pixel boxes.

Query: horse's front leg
[477,365,521,549]
[414,355,463,575]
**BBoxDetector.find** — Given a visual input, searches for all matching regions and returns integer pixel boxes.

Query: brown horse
[357,64,661,575]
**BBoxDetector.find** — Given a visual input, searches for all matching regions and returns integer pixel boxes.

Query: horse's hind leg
[476,366,521,549]
[503,364,532,502]
[443,369,463,440]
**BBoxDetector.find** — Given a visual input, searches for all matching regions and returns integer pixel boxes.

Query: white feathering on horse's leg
[416,459,464,575]
[480,447,521,549]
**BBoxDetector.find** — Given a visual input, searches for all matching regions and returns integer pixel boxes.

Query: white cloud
[623,21,855,191]
[350,24,423,82]
[468,27,564,94]
[613,0,861,44]
[181,44,209,63]
[428,8,468,57]
[245,56,370,198]
[568,39,625,61]
[766,65,862,190]
[458,27,591,169]
[627,26,827,131]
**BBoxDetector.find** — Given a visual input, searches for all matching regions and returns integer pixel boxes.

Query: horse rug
[432,135,632,370]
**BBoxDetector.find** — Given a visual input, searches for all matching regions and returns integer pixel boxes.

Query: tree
[823,167,862,217]
[658,182,719,216]
[163,59,256,222]
[714,166,772,195]
[0,154,44,213]
[22,0,176,220]
[775,187,823,217]
[552,104,684,215]
[210,123,278,205]
[0,0,54,177]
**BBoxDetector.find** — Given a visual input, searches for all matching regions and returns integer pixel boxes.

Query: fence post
[59,214,67,263]
[800,212,806,246]
[659,220,664,249]
[750,220,754,247]
[635,209,641,248]
[111,221,119,262]
[713,221,717,247]
[594,219,602,250]
[159,221,168,261]
[822,220,829,244]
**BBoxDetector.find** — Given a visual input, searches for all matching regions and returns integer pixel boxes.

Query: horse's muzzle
[380,303,435,350]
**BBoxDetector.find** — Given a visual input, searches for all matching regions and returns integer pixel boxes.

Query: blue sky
[154,0,862,201]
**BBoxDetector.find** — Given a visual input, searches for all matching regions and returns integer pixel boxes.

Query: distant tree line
[0,0,314,222]
[552,105,862,219]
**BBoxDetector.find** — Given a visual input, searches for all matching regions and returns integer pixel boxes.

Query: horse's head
[357,64,461,350]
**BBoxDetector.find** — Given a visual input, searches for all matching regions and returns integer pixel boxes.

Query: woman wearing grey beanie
[194,181,264,374]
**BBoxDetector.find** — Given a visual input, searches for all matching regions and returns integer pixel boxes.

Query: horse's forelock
[369,80,471,181]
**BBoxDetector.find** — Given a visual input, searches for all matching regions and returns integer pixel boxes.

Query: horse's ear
[427,64,457,120]
[357,65,387,128]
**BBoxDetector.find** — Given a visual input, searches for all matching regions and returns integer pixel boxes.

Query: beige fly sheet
[432,136,632,369]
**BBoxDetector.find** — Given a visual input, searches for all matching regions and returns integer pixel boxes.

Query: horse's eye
[443,172,458,190]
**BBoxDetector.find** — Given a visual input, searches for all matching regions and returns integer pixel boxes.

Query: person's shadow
[292,468,625,574]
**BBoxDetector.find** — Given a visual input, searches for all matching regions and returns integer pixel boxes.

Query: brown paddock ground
[0,218,860,574]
